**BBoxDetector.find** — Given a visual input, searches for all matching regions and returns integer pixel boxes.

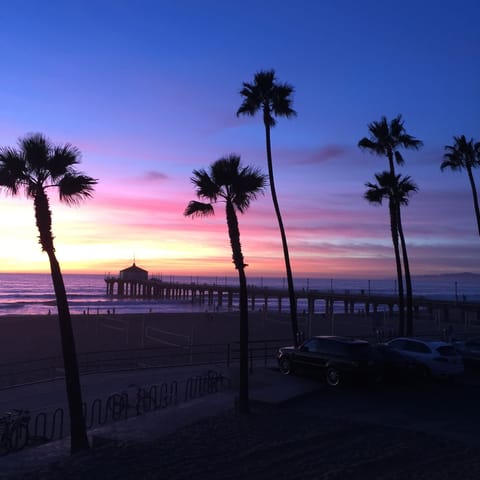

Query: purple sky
[0,0,479,278]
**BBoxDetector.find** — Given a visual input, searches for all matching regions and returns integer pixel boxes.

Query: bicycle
[0,409,30,455]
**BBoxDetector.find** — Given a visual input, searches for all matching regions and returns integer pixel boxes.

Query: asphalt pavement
[1,365,480,479]
[0,363,320,477]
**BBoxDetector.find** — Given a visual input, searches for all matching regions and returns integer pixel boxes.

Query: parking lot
[286,367,480,448]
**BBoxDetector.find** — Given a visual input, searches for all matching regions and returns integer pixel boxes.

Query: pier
[104,276,480,323]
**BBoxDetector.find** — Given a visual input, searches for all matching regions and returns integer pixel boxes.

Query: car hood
[279,346,296,354]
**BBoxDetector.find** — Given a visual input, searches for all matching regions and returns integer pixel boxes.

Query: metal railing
[0,369,230,456]
[3,331,468,389]
[0,339,288,389]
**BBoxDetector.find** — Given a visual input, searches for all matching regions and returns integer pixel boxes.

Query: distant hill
[413,272,480,280]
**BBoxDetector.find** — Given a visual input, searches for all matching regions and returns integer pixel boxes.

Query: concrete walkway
[0,365,320,477]
[2,366,480,479]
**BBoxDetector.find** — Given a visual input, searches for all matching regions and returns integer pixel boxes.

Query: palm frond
[442,135,478,171]
[48,144,82,180]
[394,151,405,165]
[272,84,297,118]
[57,173,97,205]
[211,155,241,187]
[19,133,51,173]
[0,148,28,194]
[364,181,386,204]
[359,115,422,162]
[237,70,296,127]
[191,168,220,201]
[358,137,382,153]
[365,171,418,206]
[398,133,423,150]
[237,82,261,117]
[184,200,215,218]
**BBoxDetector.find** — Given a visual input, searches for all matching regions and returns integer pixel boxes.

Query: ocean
[0,272,478,316]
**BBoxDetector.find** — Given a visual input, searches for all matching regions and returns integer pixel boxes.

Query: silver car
[452,337,480,366]
[385,337,464,380]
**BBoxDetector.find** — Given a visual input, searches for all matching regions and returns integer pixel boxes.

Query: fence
[0,369,230,456]
[0,339,288,389]
[2,329,466,390]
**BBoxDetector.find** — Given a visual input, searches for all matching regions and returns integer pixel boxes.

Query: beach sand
[3,301,476,366]
[0,308,432,364]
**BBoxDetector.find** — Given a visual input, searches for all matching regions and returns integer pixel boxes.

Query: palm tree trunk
[396,204,414,336]
[237,266,249,414]
[466,164,480,236]
[264,122,299,346]
[226,201,249,414]
[33,191,89,453]
[387,151,405,334]
[47,251,90,452]
[389,199,405,335]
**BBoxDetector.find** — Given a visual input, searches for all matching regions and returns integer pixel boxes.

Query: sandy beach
[0,307,457,365]
[1,310,295,363]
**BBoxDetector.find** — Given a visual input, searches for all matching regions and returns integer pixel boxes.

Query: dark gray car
[277,336,383,387]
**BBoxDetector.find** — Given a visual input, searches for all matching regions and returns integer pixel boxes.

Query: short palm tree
[365,172,418,336]
[359,115,422,331]
[237,69,300,345]
[0,133,97,453]
[441,135,480,236]
[184,154,266,414]
[358,115,423,175]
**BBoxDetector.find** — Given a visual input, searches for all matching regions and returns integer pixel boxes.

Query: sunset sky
[0,0,479,279]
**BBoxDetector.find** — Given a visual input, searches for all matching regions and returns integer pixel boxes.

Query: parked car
[277,336,383,387]
[371,343,423,382]
[452,337,480,367]
[384,337,464,380]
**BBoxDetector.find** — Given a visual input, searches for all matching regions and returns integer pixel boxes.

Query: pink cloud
[140,171,169,182]
[298,145,348,165]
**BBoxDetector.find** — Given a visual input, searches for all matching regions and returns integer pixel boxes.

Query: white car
[385,337,464,380]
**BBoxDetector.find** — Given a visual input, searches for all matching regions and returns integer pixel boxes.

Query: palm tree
[441,135,480,236]
[237,69,300,345]
[184,154,266,414]
[359,115,422,332]
[0,133,96,453]
[358,115,423,175]
[365,172,418,336]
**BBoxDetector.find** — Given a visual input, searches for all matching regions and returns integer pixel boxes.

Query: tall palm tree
[184,154,266,414]
[237,69,300,345]
[0,133,96,453]
[359,115,422,332]
[365,172,418,336]
[441,135,480,236]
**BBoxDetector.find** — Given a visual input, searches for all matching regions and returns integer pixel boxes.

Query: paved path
[2,367,480,479]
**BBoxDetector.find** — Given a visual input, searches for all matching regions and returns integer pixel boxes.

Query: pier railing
[104,277,480,317]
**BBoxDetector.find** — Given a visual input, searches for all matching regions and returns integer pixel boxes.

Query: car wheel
[326,367,341,387]
[279,357,293,375]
